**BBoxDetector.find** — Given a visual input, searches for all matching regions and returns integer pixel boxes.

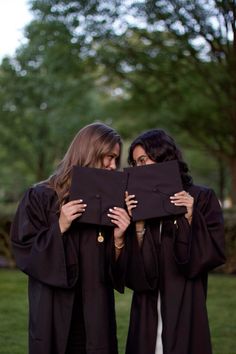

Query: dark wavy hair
[128,129,193,187]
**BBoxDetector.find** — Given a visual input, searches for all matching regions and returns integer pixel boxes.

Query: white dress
[155,221,163,354]
[155,292,163,354]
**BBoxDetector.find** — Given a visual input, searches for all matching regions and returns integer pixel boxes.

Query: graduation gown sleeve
[173,186,226,278]
[11,185,78,288]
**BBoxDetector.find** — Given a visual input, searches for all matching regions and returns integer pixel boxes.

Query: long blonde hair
[46,123,122,206]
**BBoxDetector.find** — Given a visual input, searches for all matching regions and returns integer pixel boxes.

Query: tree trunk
[36,150,46,182]
[230,157,236,206]
[218,158,225,205]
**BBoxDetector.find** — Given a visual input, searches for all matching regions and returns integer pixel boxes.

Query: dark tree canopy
[0,0,235,202]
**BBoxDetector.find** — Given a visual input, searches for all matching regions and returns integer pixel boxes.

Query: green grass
[0,270,28,354]
[207,274,236,354]
[115,288,132,354]
[0,270,235,354]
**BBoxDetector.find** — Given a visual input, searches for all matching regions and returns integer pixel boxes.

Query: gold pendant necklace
[97,230,104,243]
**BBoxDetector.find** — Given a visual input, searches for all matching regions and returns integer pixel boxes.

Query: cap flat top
[125,160,186,220]
[70,166,127,226]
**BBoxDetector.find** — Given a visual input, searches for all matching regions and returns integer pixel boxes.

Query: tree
[139,0,236,203]
[0,7,107,201]
[1,0,234,202]
[88,0,236,202]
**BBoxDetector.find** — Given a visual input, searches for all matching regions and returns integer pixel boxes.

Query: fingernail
[109,208,113,212]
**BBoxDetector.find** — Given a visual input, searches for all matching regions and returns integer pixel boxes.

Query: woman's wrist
[187,215,192,224]
[59,220,67,234]
[185,214,192,224]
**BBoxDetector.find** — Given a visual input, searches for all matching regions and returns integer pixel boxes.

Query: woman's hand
[125,191,145,247]
[107,207,130,244]
[108,207,130,259]
[59,199,87,233]
[170,191,194,224]
[125,191,138,217]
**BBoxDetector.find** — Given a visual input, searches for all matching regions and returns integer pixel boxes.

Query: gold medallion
[97,233,104,243]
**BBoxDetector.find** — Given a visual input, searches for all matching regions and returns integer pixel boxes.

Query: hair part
[128,129,193,187]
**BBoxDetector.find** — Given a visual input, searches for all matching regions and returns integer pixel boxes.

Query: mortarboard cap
[125,160,186,221]
[69,166,127,226]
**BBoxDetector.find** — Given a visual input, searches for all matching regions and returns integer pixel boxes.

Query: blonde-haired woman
[11,123,130,354]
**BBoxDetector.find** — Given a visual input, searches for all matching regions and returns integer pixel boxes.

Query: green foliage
[0,0,235,201]
[85,0,236,200]
[0,2,110,200]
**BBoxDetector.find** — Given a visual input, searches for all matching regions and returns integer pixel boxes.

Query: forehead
[132,145,146,158]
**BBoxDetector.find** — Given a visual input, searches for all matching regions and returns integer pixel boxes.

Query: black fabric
[125,160,187,221]
[70,166,127,226]
[10,184,120,354]
[69,162,186,225]
[124,185,225,354]
[65,283,86,354]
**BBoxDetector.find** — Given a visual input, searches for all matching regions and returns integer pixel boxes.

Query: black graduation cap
[125,160,186,221]
[69,166,127,226]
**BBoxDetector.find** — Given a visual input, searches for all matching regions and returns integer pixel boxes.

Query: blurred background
[0,1,235,353]
[0,0,235,270]
[0,0,235,204]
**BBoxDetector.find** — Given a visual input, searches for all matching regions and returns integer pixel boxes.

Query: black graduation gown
[10,184,120,354]
[125,185,226,354]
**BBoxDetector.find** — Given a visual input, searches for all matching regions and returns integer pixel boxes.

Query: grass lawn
[0,270,235,354]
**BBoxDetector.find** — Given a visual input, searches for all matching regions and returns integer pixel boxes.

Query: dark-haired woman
[125,129,225,354]
[11,123,130,354]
